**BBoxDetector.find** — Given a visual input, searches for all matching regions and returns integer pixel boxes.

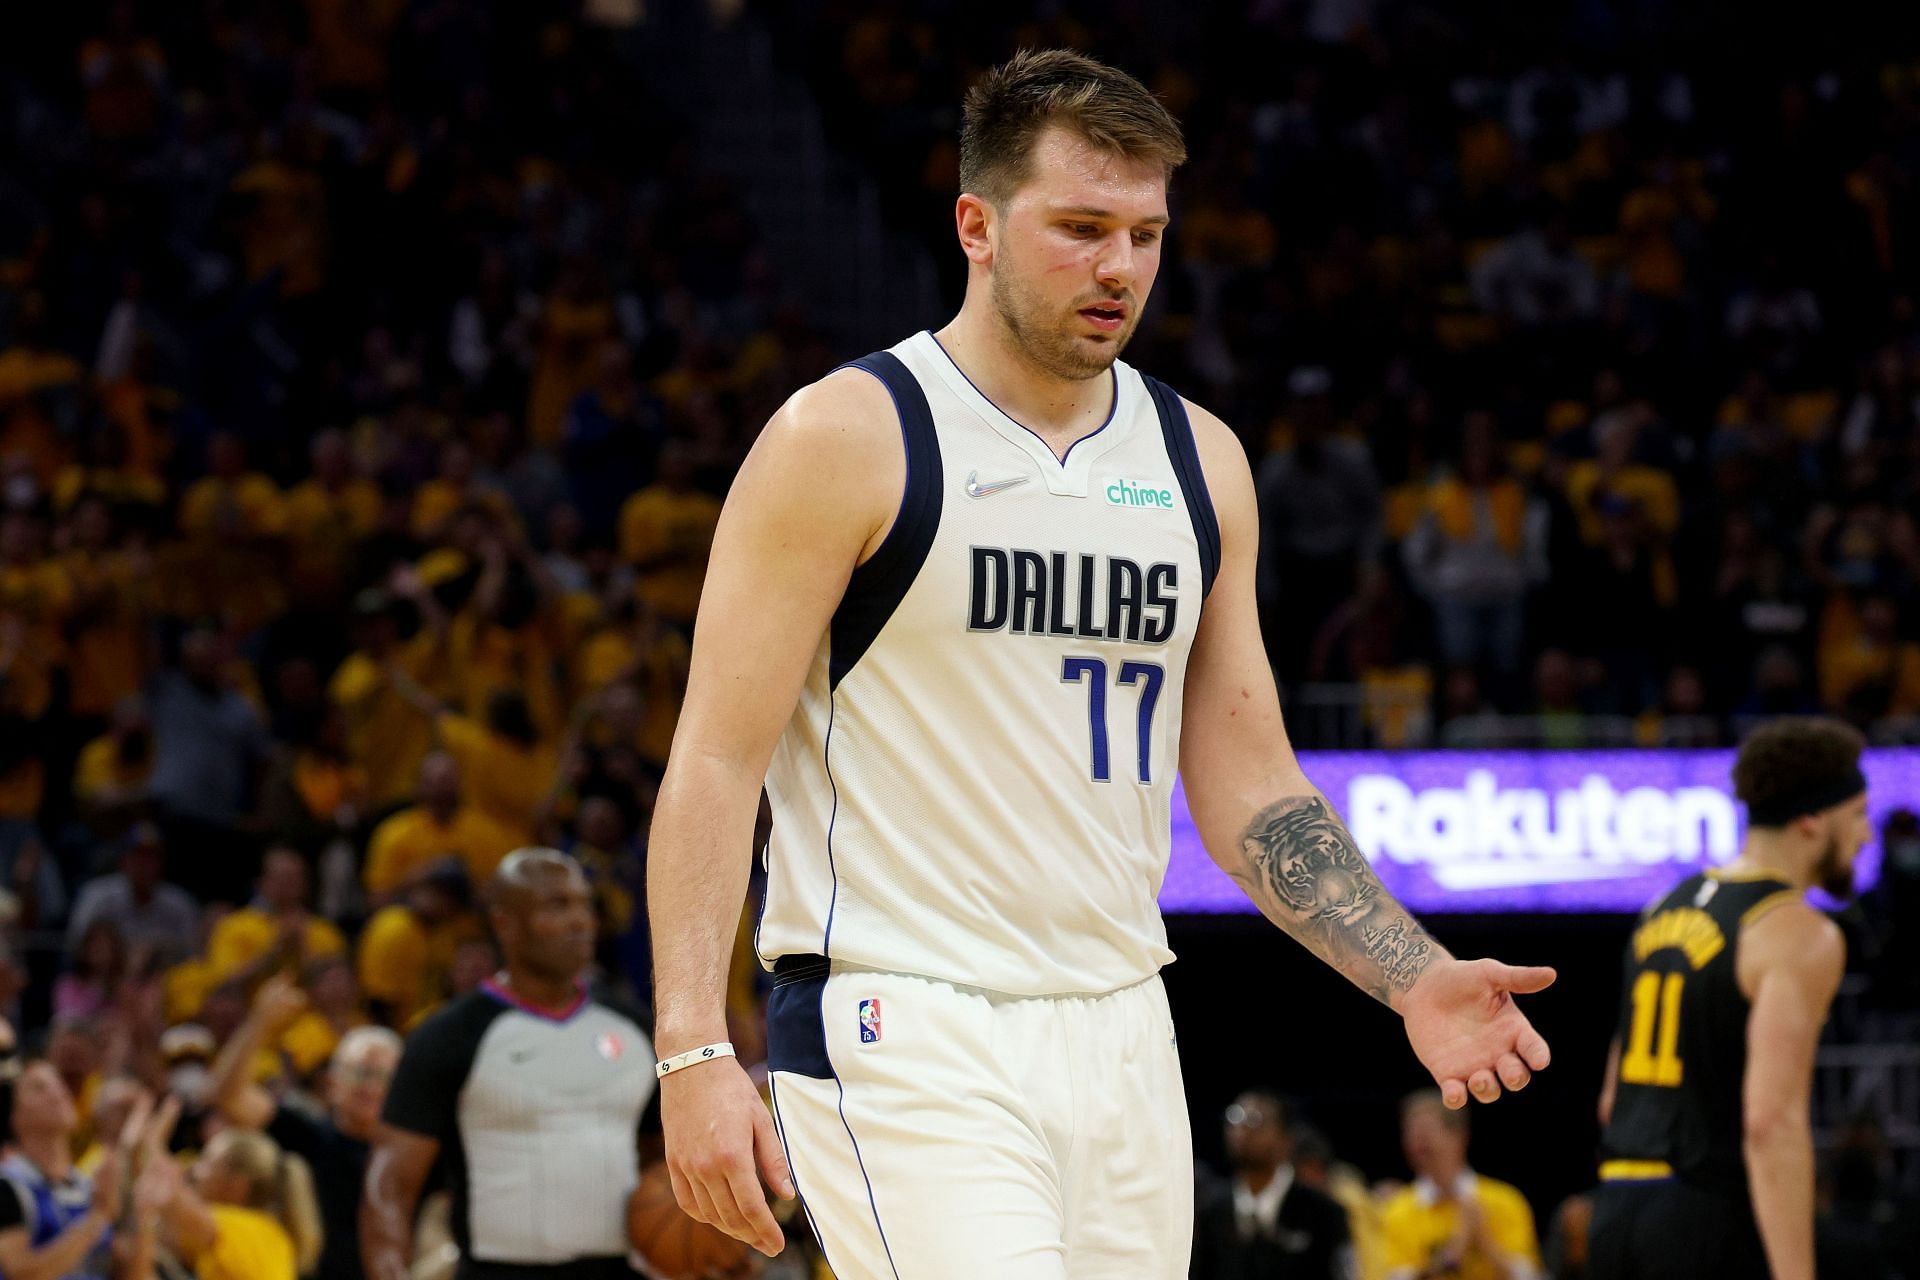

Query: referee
[361,849,656,1280]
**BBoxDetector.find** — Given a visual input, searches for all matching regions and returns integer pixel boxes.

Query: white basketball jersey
[758,330,1220,996]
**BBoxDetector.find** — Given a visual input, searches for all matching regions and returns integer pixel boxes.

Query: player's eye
[1065,223,1098,236]
[1133,231,1160,246]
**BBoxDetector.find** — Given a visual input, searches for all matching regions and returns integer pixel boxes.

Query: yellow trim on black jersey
[1599,1160,1675,1181]
[1739,888,1804,928]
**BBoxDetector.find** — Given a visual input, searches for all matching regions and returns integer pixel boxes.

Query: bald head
[488,848,595,986]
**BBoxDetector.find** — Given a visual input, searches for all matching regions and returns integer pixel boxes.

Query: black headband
[1747,767,1867,828]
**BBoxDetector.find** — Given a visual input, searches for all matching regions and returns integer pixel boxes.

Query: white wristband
[655,1042,736,1078]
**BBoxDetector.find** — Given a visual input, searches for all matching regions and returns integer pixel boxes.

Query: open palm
[1402,958,1555,1107]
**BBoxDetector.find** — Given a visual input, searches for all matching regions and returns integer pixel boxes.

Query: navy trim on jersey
[828,352,944,688]
[1142,374,1222,597]
[924,330,1119,466]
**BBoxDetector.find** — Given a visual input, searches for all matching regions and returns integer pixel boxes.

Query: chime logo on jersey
[858,999,882,1044]
[1104,477,1177,510]
[595,1032,624,1062]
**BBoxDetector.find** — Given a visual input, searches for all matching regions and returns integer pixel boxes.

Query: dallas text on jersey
[966,547,1179,644]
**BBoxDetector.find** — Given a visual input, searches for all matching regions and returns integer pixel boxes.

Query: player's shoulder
[763,361,903,455]
[1741,892,1844,977]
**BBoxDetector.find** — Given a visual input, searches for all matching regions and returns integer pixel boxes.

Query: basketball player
[1591,717,1872,1280]
[647,49,1555,1278]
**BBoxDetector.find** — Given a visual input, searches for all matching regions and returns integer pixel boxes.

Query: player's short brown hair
[959,49,1187,208]
[1731,717,1866,826]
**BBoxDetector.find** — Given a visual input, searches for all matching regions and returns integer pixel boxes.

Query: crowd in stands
[0,2,790,1274]
[1193,1084,1918,1279]
[0,0,1916,1277]
[768,0,1920,748]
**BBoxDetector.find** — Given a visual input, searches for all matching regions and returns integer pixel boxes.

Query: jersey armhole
[1140,374,1222,596]
[826,352,944,687]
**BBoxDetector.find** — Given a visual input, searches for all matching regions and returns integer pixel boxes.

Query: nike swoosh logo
[965,470,1030,498]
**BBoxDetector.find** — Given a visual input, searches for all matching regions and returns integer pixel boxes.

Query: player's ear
[956,194,996,267]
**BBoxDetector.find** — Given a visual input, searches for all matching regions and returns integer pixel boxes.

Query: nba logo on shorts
[858,998,882,1044]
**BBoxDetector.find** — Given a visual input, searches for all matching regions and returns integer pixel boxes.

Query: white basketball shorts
[765,957,1193,1279]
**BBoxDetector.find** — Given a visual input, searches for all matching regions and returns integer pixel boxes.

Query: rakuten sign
[1160,749,1918,914]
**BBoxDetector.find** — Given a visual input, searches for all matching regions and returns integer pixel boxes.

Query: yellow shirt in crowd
[357,904,487,1025]
[1378,1173,1540,1280]
[617,487,721,624]
[198,1205,296,1280]
[328,642,440,807]
[206,910,347,983]
[436,713,555,836]
[362,804,522,898]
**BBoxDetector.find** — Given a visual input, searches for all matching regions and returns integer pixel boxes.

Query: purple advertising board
[1162,749,1919,914]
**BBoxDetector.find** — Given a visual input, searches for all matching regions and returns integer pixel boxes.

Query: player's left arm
[1177,400,1553,1106]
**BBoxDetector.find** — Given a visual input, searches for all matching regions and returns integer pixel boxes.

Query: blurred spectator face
[259,848,310,912]
[599,683,644,739]
[1664,667,1707,715]
[1401,1094,1469,1184]
[191,1130,255,1204]
[178,627,224,685]
[326,1028,400,1135]
[577,796,625,850]
[305,955,357,1015]
[418,752,462,815]
[199,984,248,1043]
[76,919,126,979]
[976,126,1166,381]
[1223,1093,1289,1176]
[46,1020,101,1089]
[123,832,164,896]
[7,1062,77,1142]
[449,938,498,994]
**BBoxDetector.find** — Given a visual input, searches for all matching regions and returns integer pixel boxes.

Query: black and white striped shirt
[382,982,656,1273]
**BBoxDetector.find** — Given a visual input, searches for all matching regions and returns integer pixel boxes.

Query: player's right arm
[647,369,901,1256]
[1738,901,1844,1280]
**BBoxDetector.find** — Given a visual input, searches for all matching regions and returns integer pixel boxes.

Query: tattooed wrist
[1232,794,1438,1004]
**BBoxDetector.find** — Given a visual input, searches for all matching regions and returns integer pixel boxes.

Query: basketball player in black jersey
[1590,717,1872,1280]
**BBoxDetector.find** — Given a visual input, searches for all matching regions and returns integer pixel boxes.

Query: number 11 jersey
[1600,868,1803,1197]
[757,330,1219,997]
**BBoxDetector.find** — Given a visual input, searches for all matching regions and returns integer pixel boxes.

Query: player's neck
[934,310,1114,446]
[1724,835,1811,891]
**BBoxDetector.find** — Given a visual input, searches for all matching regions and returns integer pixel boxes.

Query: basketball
[628,1165,754,1280]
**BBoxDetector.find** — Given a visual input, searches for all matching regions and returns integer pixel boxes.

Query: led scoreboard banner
[1161,749,1919,914]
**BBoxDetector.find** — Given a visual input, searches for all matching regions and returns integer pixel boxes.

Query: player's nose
[1095,232,1136,288]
